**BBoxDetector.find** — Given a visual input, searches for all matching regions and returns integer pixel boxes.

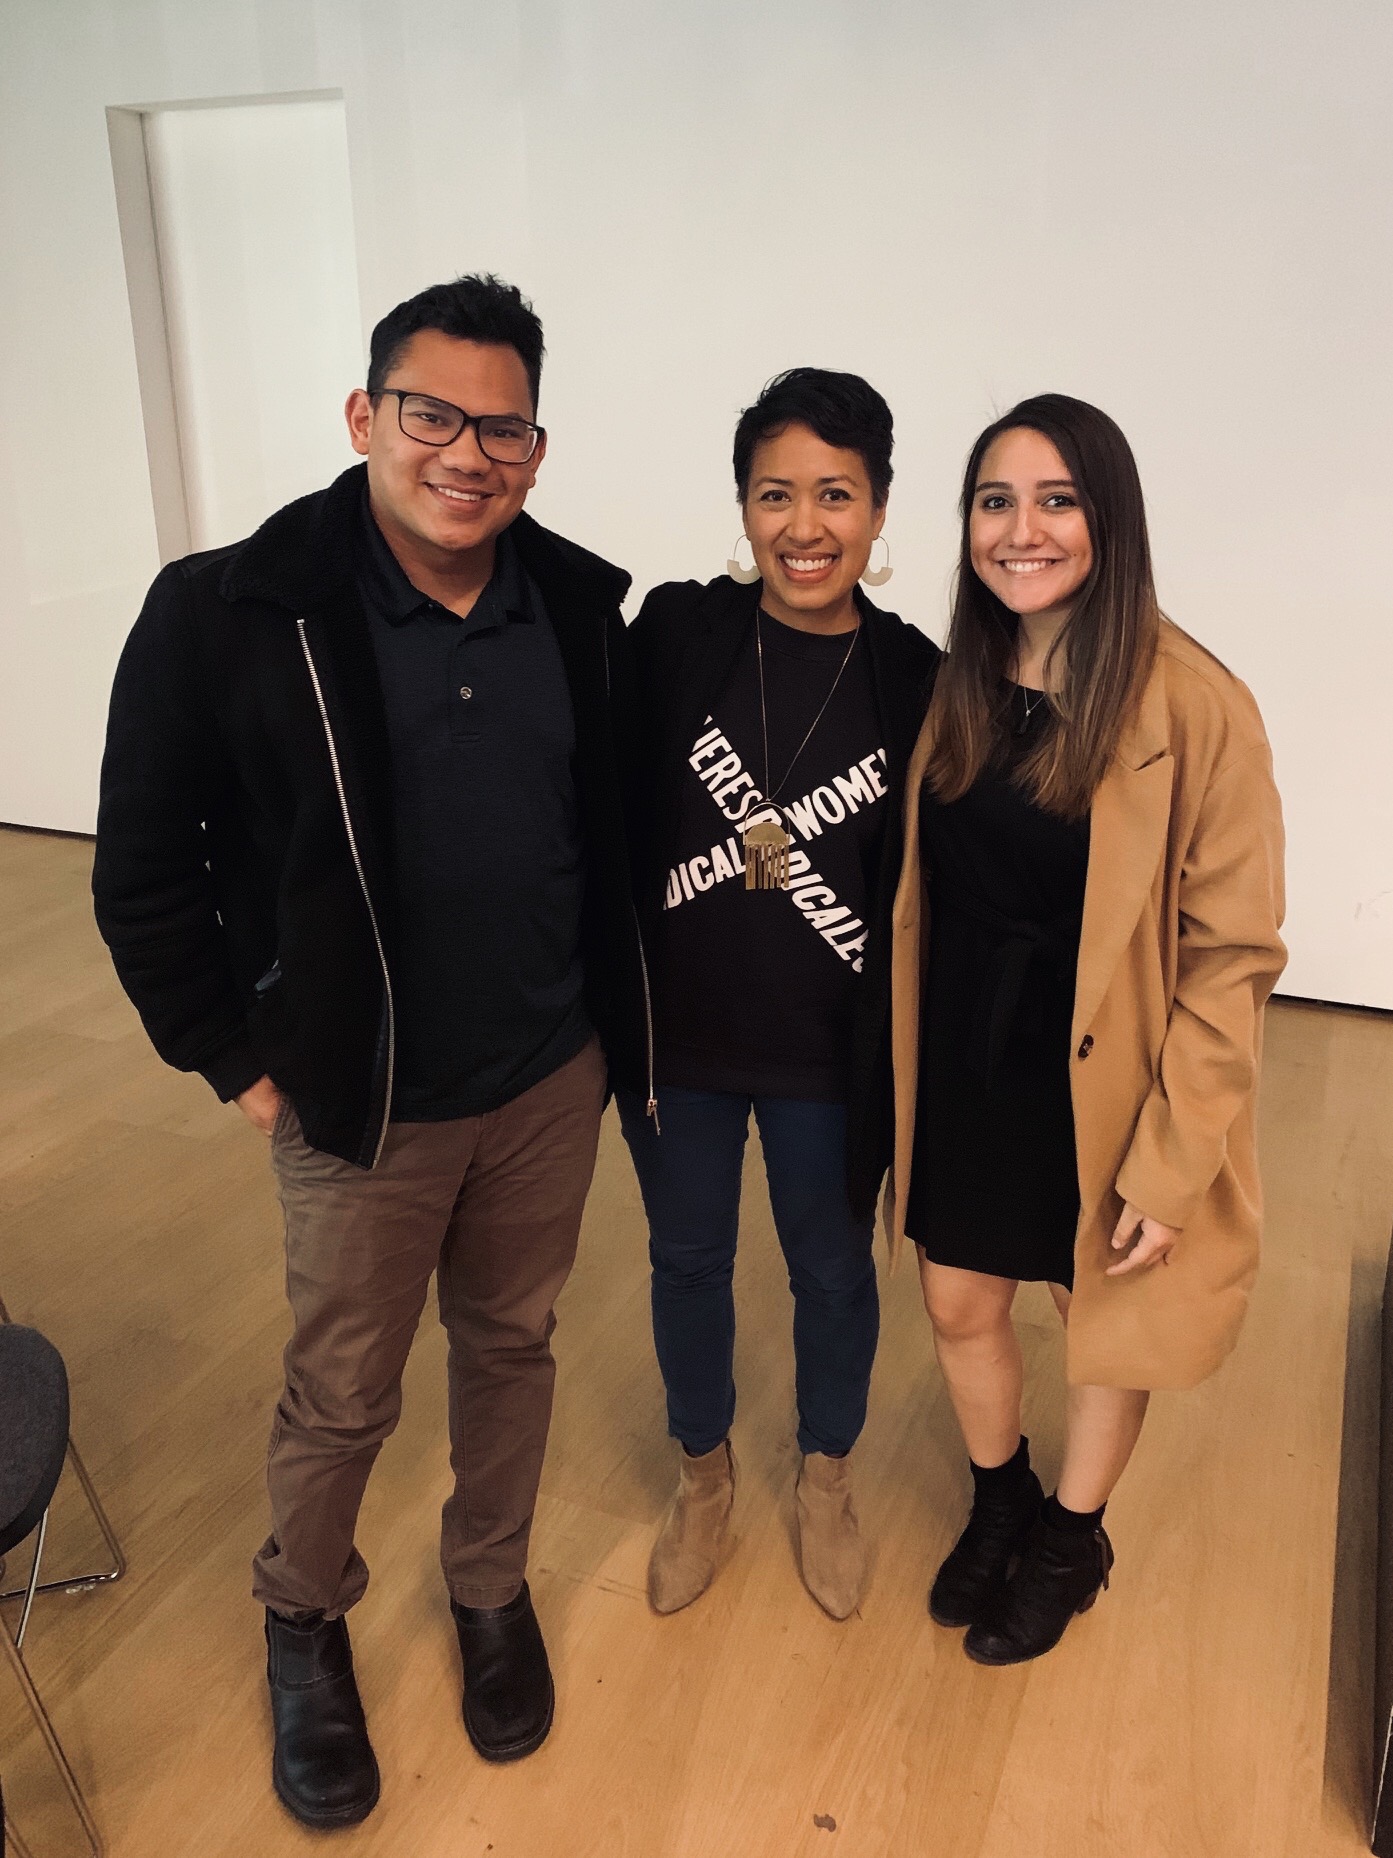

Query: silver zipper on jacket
[633,907,659,1129]
[297,618,396,1166]
[602,615,660,1128]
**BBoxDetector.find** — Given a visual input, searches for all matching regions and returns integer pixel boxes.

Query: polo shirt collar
[357,484,534,629]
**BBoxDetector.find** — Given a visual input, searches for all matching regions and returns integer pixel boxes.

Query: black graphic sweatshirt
[629,575,939,1201]
[650,609,890,1100]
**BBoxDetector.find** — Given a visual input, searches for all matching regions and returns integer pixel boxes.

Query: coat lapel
[649,579,757,884]
[887,704,941,1254]
[221,467,398,924]
[509,509,630,721]
[1072,662,1173,1041]
[678,578,760,754]
[860,590,931,786]
[296,592,396,916]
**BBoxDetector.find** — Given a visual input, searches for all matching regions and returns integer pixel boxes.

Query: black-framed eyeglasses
[370,389,543,463]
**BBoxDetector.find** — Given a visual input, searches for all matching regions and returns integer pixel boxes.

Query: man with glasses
[93,275,647,1828]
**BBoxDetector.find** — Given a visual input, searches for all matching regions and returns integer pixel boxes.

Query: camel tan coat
[890,622,1286,1390]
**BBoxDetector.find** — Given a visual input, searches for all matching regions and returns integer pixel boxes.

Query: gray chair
[0,1321,103,1858]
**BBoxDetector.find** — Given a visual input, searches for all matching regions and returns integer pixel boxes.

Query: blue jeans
[617,1088,879,1458]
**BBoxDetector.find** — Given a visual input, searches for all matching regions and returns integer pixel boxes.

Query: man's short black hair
[366,273,545,412]
[733,367,894,506]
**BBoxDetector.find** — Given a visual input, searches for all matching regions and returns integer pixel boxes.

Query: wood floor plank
[1,825,1390,1857]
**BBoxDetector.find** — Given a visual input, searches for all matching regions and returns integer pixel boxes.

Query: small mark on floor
[814,1813,837,1831]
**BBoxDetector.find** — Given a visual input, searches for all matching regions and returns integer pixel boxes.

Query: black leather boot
[265,1609,380,1827]
[929,1464,1044,1628]
[452,1582,554,1762]
[963,1515,1114,1665]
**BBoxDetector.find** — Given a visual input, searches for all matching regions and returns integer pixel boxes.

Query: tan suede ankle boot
[795,1451,866,1619]
[647,1440,736,1614]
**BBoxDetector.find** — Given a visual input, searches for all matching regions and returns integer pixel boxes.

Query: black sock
[1042,1491,1106,1533]
[969,1435,1031,1494]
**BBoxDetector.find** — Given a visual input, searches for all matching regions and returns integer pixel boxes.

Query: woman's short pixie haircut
[733,367,894,507]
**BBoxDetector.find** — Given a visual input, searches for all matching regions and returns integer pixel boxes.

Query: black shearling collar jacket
[94,464,649,1166]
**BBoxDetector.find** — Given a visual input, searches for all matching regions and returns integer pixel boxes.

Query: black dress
[904,686,1089,1287]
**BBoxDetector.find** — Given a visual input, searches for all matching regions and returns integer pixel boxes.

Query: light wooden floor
[1,823,1391,1858]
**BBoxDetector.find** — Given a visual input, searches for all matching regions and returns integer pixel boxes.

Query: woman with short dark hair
[891,394,1285,1662]
[621,368,938,1618]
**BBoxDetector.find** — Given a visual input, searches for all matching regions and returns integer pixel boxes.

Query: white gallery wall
[0,0,1390,1005]
[141,97,363,552]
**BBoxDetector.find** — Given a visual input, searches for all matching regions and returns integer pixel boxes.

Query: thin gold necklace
[744,610,861,891]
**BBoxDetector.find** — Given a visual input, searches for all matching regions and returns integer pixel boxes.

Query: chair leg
[0,1299,126,1601]
[14,1511,48,1651]
[0,1440,125,1603]
[0,1568,103,1857]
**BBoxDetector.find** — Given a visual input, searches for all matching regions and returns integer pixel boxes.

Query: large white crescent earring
[861,536,893,587]
[726,535,761,584]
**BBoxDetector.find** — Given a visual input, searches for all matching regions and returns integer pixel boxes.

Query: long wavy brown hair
[924,394,1161,819]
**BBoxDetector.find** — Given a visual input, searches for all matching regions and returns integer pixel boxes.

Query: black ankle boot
[963,1515,1114,1665]
[929,1463,1043,1628]
[265,1609,380,1827]
[452,1582,554,1762]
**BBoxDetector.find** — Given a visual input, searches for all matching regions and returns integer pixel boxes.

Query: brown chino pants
[250,1037,606,1619]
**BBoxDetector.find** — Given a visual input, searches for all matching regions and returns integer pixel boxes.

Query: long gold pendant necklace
[744,610,861,890]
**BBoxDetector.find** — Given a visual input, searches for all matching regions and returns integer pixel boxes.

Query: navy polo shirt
[356,493,591,1119]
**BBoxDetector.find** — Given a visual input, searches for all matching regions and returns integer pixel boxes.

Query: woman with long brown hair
[891,394,1285,1663]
